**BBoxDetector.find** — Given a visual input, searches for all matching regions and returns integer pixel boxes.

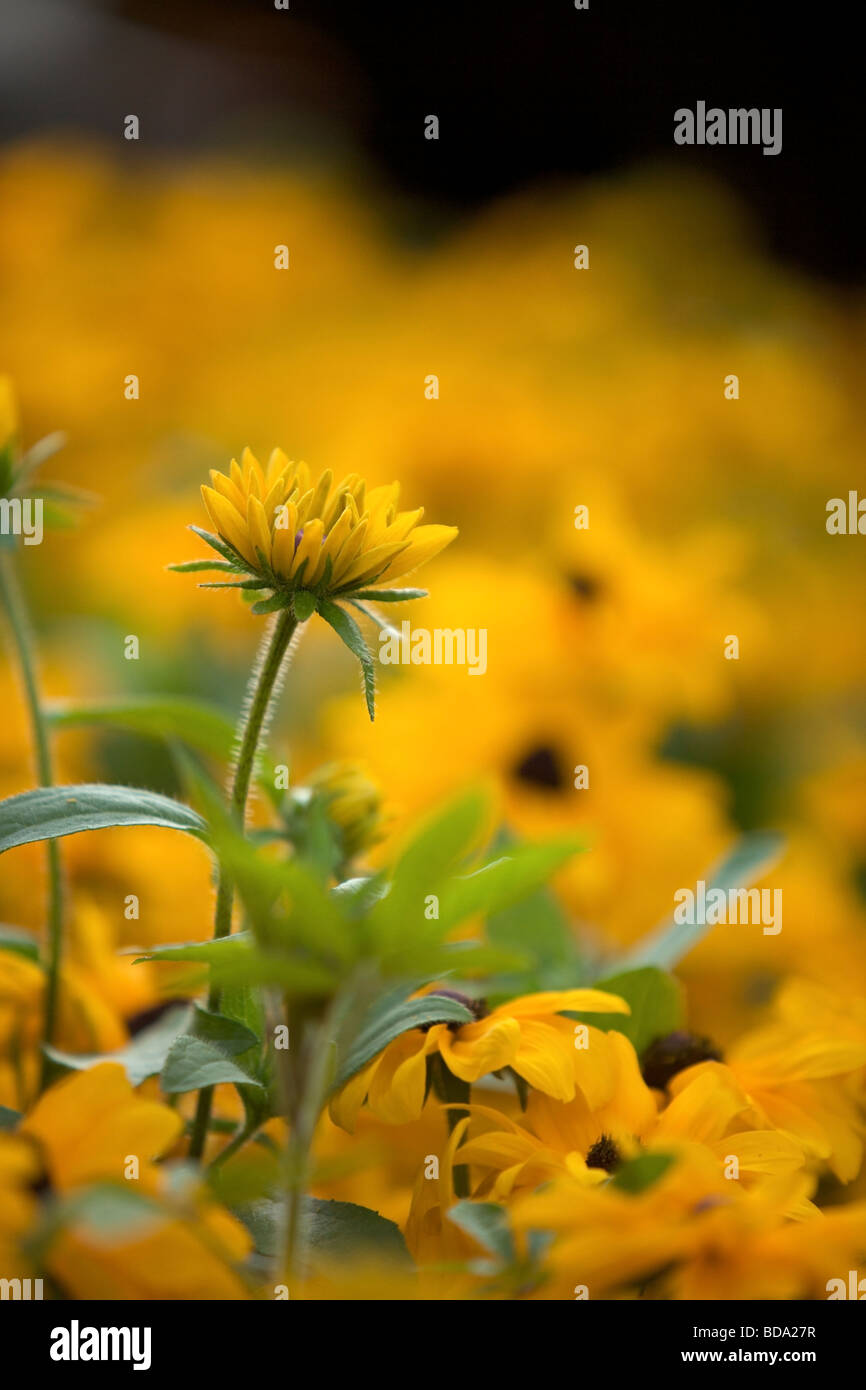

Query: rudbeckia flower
[330,988,631,1131]
[16,1063,253,1299]
[453,1031,658,1199]
[668,1011,866,1181]
[20,1061,183,1192]
[189,448,457,605]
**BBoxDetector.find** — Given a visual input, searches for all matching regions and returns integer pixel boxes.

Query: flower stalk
[0,551,64,1069]
[188,607,299,1160]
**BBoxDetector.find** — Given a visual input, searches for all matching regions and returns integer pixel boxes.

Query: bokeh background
[2,0,865,1089]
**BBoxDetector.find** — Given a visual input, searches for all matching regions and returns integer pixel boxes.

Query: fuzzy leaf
[317,599,376,720]
[0,784,207,854]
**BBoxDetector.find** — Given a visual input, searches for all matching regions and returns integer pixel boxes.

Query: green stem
[279,986,352,1286]
[206,1116,262,1173]
[0,552,64,1065]
[188,608,298,1161]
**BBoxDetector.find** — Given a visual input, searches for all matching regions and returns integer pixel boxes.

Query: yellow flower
[0,1132,39,1284]
[331,988,631,1131]
[668,1007,866,1181]
[455,1040,807,1203]
[21,1061,183,1192]
[454,1031,658,1199]
[198,448,457,600]
[17,1063,253,1299]
[508,1145,844,1300]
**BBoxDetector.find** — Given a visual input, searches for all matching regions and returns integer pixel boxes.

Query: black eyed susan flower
[189,447,456,604]
[173,448,458,717]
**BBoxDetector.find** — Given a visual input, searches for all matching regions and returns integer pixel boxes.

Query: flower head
[195,448,457,603]
[176,449,458,717]
[330,988,632,1132]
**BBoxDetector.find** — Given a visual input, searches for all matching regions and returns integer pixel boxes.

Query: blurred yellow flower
[21,1062,182,1192]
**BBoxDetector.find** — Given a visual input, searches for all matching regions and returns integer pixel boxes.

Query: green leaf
[352,588,428,602]
[447,1200,515,1263]
[44,696,275,778]
[205,804,356,969]
[139,934,339,997]
[30,1185,167,1257]
[317,598,376,720]
[188,524,245,567]
[0,1105,21,1130]
[0,784,207,855]
[485,885,584,996]
[439,839,580,933]
[367,789,490,961]
[303,1197,413,1270]
[43,1004,192,1086]
[334,992,475,1090]
[610,1152,676,1194]
[251,592,291,616]
[613,832,785,972]
[293,589,318,622]
[186,1004,259,1055]
[235,1195,414,1273]
[571,967,684,1054]
[0,924,40,961]
[160,1035,265,1094]
[168,558,239,573]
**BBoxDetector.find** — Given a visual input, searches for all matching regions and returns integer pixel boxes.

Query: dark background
[0,0,860,280]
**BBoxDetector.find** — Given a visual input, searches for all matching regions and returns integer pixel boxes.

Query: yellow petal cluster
[201,447,457,594]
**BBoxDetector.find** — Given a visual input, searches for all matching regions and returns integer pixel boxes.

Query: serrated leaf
[160,1035,265,1094]
[0,784,207,854]
[235,1195,413,1273]
[187,1004,259,1055]
[43,1004,192,1086]
[303,1197,413,1270]
[317,599,376,720]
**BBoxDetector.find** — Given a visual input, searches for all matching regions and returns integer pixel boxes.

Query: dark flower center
[641,1031,723,1090]
[585,1134,622,1173]
[568,572,603,602]
[511,743,565,791]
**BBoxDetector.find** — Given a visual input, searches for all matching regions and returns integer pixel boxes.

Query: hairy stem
[188,608,298,1160]
[0,552,64,1069]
